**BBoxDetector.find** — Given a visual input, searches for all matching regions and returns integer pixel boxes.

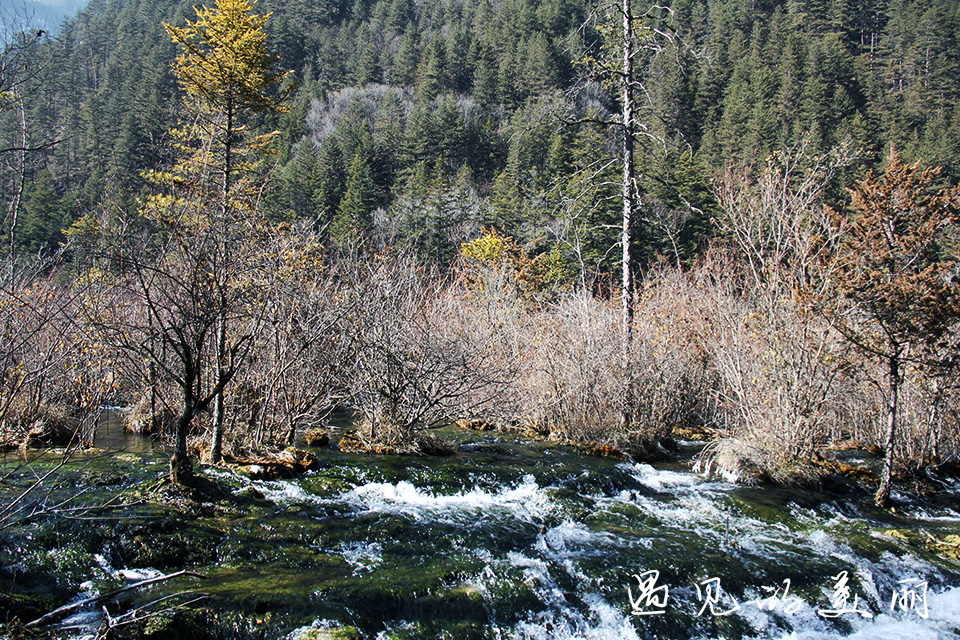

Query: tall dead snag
[816,149,960,508]
[581,2,679,430]
[619,0,635,369]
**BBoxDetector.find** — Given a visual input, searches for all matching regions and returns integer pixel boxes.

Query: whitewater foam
[339,540,383,574]
[340,474,552,523]
[773,585,960,639]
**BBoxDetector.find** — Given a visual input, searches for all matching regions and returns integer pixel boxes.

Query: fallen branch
[107,593,210,631]
[25,569,206,628]
[922,529,960,548]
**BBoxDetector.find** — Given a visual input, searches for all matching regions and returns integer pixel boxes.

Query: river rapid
[3,426,960,640]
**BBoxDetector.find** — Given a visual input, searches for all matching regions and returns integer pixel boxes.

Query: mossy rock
[812,456,878,483]
[338,432,399,455]
[300,476,351,496]
[0,589,62,626]
[116,517,222,568]
[304,428,331,447]
[573,440,627,460]
[414,433,457,456]
[881,529,960,561]
[289,626,362,640]
[110,607,271,640]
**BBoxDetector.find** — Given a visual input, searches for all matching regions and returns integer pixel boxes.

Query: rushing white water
[339,540,383,574]
[211,449,960,639]
[340,474,554,524]
[774,585,960,640]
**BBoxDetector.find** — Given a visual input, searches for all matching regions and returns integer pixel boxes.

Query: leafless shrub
[0,263,109,450]
[691,141,878,483]
[865,362,960,472]
[694,274,858,483]
[518,292,623,441]
[216,226,352,453]
[712,138,859,303]
[516,273,713,452]
[624,271,715,447]
[337,254,516,450]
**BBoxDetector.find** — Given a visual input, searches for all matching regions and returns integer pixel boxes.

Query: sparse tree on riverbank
[815,150,960,508]
[161,0,292,467]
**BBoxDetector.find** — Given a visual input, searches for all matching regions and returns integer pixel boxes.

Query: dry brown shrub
[691,270,863,484]
[515,272,713,453]
[518,293,623,442]
[334,254,516,449]
[1,272,109,449]
[846,360,960,473]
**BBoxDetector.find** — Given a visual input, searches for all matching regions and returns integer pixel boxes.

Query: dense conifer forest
[3,0,960,498]
[5,0,960,265]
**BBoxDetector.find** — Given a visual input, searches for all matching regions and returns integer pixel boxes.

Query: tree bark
[171,369,196,485]
[209,315,227,463]
[5,102,28,269]
[875,353,900,508]
[620,0,635,429]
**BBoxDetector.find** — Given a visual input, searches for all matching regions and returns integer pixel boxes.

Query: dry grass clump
[621,271,715,451]
[3,399,80,449]
[338,428,457,456]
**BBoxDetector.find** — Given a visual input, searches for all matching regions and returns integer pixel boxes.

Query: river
[4,425,960,639]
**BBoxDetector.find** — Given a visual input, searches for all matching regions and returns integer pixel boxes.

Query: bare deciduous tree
[76,198,270,484]
[340,255,515,452]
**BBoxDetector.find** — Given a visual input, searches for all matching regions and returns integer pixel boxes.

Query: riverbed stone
[288,626,361,640]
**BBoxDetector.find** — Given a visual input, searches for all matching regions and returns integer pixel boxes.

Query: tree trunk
[208,315,227,463]
[171,381,195,485]
[5,102,28,270]
[875,354,900,508]
[620,0,635,430]
[169,450,194,485]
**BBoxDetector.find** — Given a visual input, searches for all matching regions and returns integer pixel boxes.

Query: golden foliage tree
[162,0,292,209]
[150,0,293,473]
[67,0,296,483]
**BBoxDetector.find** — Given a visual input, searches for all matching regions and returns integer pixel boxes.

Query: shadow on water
[92,408,156,454]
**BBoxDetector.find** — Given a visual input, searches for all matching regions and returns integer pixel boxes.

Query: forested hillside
[1,0,959,521]
[4,0,960,269]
